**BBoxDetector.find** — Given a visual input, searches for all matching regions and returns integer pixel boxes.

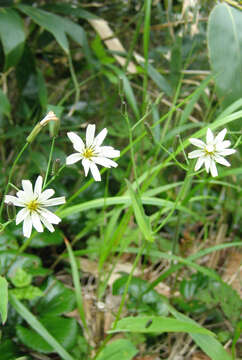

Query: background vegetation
[0,0,241,359]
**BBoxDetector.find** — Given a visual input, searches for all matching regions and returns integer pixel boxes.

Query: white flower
[5,176,65,238]
[188,128,236,177]
[66,124,120,181]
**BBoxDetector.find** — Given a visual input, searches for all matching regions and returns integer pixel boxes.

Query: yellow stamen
[83,148,94,159]
[27,200,39,212]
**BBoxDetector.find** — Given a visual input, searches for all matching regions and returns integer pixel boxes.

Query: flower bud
[26,111,59,143]
[7,202,16,220]
[51,158,61,175]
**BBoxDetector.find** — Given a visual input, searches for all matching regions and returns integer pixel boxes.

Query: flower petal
[5,195,24,207]
[42,196,66,206]
[100,146,120,158]
[39,208,61,224]
[210,160,218,177]
[188,150,204,159]
[93,156,118,168]
[16,208,29,225]
[218,149,236,156]
[31,212,43,232]
[214,128,227,143]
[216,140,231,150]
[23,214,33,238]
[39,215,55,232]
[82,158,91,176]
[90,162,101,181]
[204,157,211,173]
[94,128,107,147]
[66,153,82,165]
[38,189,55,202]
[34,176,43,196]
[22,180,34,198]
[194,157,205,171]
[206,128,214,144]
[67,132,85,152]
[214,155,231,167]
[189,138,206,149]
[86,124,96,147]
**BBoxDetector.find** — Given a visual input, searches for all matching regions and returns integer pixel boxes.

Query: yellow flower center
[83,147,94,159]
[205,144,215,155]
[27,200,39,212]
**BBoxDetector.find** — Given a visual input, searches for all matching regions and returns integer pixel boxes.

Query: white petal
[204,157,211,173]
[5,195,24,207]
[42,196,66,206]
[39,208,61,224]
[22,180,34,198]
[189,138,206,149]
[82,158,91,176]
[216,140,231,150]
[218,149,236,156]
[214,128,227,143]
[188,150,204,159]
[194,157,205,171]
[16,208,29,225]
[66,153,82,165]
[93,156,118,168]
[39,215,55,232]
[34,176,43,196]
[16,190,31,203]
[206,128,214,144]
[23,214,33,238]
[90,162,101,181]
[210,160,218,177]
[67,132,85,152]
[100,146,120,158]
[94,128,107,146]
[31,212,43,232]
[86,124,96,147]
[38,189,55,202]
[214,155,231,167]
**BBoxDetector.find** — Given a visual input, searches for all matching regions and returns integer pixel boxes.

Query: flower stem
[0,142,29,221]
[43,136,56,189]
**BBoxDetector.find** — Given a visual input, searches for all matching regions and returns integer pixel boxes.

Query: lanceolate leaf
[0,8,25,70]
[0,276,8,324]
[208,3,242,107]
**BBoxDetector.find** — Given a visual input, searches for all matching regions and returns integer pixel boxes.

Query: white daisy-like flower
[66,124,120,181]
[188,128,236,177]
[5,176,65,238]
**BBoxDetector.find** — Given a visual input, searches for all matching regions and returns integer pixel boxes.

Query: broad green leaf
[109,316,214,336]
[0,250,42,276]
[0,340,18,360]
[0,89,11,117]
[16,315,78,354]
[208,4,242,107]
[126,179,154,242]
[17,5,89,56]
[10,286,43,300]
[0,276,8,324]
[0,8,25,69]
[10,268,32,288]
[9,294,74,360]
[30,228,63,248]
[36,278,75,316]
[96,339,138,360]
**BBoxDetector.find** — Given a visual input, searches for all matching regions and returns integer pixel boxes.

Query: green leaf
[109,316,214,336]
[126,179,154,242]
[17,5,89,57]
[9,294,75,360]
[31,228,63,248]
[208,3,242,107]
[0,89,11,117]
[144,62,172,97]
[36,278,75,316]
[0,276,8,324]
[0,8,25,70]
[10,268,32,288]
[10,286,43,300]
[96,339,138,360]
[16,315,78,354]
[0,250,42,276]
[0,340,18,360]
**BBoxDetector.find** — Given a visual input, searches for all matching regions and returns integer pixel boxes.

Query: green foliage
[208,3,242,108]
[0,275,8,324]
[96,339,138,360]
[10,268,32,288]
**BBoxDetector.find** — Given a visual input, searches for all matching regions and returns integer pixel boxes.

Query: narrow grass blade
[0,276,8,324]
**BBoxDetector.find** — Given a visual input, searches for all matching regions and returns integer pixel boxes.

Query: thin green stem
[0,142,29,221]
[43,136,56,188]
[68,53,80,115]
[45,164,66,188]
[142,0,152,114]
